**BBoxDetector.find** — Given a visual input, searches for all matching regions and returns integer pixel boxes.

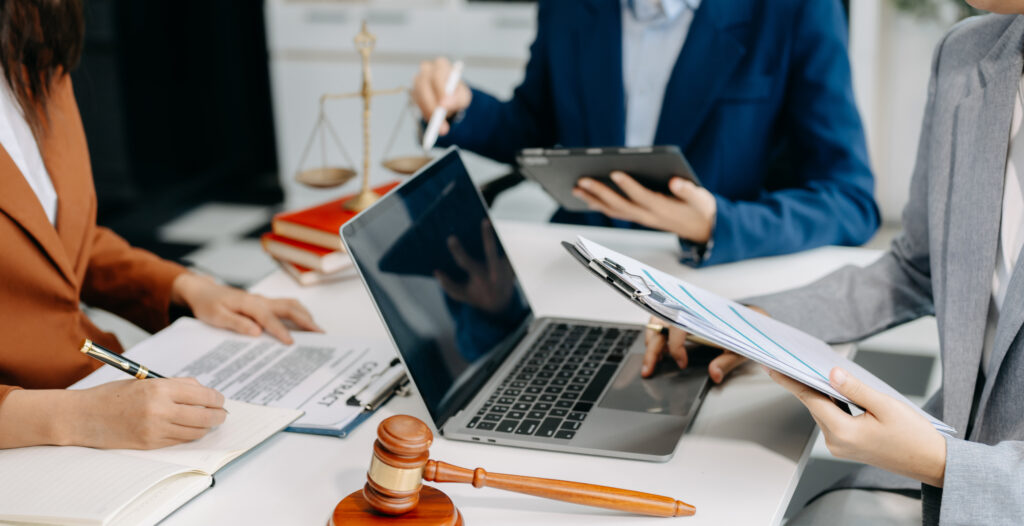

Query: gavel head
[363,415,433,515]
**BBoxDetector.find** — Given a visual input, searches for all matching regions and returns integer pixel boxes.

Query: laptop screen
[341,150,532,427]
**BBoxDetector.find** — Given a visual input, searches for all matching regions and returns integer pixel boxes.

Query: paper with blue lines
[573,237,954,436]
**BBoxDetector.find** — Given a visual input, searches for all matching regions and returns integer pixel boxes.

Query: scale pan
[382,155,432,175]
[296,167,357,188]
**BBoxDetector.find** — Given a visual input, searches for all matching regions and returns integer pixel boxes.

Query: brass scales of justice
[293,21,432,212]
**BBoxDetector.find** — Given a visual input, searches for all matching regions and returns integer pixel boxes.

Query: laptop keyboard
[465,323,639,440]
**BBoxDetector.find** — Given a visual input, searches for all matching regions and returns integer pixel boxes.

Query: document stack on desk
[567,236,955,436]
[74,318,405,437]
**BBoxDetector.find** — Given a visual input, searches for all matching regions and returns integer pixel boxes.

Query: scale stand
[293,21,433,212]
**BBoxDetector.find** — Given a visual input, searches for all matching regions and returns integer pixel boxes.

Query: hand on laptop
[435,219,515,315]
[573,171,716,244]
[641,314,752,384]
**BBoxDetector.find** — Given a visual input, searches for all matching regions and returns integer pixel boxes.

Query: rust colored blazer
[0,75,186,407]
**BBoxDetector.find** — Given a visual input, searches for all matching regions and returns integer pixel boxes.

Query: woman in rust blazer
[0,1,319,450]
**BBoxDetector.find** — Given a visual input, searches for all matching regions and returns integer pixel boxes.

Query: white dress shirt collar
[0,65,58,226]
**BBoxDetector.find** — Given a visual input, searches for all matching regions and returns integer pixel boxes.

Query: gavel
[359,415,695,519]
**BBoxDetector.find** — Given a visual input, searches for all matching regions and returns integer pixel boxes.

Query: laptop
[340,148,710,461]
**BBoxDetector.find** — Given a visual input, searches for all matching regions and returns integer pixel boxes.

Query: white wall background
[849,1,961,225]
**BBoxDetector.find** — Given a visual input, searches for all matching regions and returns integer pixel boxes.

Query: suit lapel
[974,246,1024,434]
[579,0,625,146]
[0,76,88,287]
[44,78,92,277]
[0,146,76,285]
[940,18,1024,436]
[653,0,750,149]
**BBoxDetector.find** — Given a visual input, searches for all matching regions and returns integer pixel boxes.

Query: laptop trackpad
[598,354,709,416]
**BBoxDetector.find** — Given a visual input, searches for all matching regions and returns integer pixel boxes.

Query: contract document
[74,318,398,436]
[567,236,954,436]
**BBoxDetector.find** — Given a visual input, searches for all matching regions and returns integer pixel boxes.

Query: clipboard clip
[346,358,410,411]
[592,257,652,301]
[562,240,654,302]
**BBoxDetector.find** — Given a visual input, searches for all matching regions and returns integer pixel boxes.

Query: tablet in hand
[517,146,701,212]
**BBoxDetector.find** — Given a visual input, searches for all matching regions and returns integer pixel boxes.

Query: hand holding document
[568,236,955,436]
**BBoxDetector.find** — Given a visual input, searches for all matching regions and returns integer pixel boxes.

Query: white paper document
[74,318,396,435]
[573,236,954,436]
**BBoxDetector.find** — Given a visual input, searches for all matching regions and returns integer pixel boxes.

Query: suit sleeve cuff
[938,435,1024,524]
[0,385,22,410]
[677,197,721,267]
[129,257,188,333]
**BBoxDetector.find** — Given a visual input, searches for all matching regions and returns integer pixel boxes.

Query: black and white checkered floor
[155,202,282,289]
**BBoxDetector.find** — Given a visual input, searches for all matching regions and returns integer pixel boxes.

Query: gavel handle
[422,460,695,517]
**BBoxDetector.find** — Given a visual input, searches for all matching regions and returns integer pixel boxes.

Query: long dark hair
[0,0,83,138]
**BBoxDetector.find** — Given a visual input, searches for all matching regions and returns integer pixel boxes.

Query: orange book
[275,258,350,286]
[260,232,352,274]
[272,181,401,251]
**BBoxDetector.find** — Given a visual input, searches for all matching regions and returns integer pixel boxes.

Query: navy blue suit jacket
[440,0,879,266]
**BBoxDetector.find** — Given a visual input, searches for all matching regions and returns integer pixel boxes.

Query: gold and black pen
[80,339,165,379]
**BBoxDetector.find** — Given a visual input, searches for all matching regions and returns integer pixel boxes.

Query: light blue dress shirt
[621,0,701,147]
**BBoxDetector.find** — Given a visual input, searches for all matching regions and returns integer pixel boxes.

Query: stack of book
[261,182,400,285]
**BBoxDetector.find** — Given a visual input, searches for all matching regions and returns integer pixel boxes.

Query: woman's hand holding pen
[18,378,226,450]
[171,273,322,345]
[69,378,225,449]
[642,314,751,384]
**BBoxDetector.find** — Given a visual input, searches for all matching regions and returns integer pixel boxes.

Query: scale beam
[321,86,407,103]
[294,21,431,208]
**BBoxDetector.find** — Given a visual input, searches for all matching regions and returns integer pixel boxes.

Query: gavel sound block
[329,415,695,525]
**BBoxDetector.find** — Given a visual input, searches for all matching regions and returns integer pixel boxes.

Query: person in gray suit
[644,4,1024,524]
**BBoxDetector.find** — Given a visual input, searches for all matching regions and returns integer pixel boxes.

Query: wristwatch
[678,237,714,267]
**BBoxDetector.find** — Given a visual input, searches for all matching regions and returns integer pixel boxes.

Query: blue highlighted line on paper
[728,305,827,382]
[641,269,713,326]
[641,269,826,382]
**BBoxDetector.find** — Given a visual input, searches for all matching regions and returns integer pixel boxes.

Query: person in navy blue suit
[412,0,879,267]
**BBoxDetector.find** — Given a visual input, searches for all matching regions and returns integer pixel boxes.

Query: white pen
[421,60,465,151]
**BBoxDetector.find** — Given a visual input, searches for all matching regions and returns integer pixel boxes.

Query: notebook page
[113,400,301,474]
[107,472,212,526]
[0,446,196,526]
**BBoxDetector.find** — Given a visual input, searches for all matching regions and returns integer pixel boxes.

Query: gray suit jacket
[751,14,1024,526]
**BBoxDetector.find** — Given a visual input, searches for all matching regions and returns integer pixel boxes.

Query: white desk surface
[162,221,884,526]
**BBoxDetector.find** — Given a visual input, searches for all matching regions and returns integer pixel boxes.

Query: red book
[272,181,401,251]
[260,232,352,274]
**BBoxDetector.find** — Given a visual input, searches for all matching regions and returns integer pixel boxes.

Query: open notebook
[0,400,300,526]
[567,236,955,436]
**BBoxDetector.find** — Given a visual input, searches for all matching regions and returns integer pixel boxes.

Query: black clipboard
[562,241,668,320]
[563,240,854,414]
